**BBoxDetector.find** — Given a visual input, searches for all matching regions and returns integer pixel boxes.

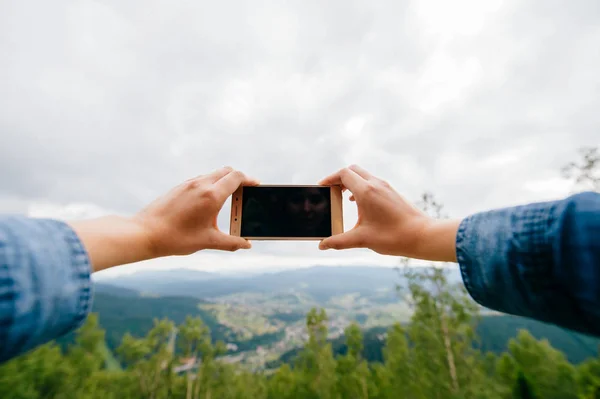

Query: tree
[295,308,338,399]
[190,339,228,399]
[512,370,537,399]
[65,313,107,395]
[268,364,298,399]
[379,322,413,399]
[496,330,578,399]
[562,146,600,192]
[177,316,211,399]
[577,355,600,399]
[117,318,176,399]
[0,343,72,398]
[336,323,369,399]
[395,192,498,399]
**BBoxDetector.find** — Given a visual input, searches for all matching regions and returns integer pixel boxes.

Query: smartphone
[229,185,343,240]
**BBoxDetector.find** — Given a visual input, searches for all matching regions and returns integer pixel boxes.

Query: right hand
[318,165,438,259]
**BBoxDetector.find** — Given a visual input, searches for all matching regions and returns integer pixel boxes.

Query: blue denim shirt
[458,191,600,336]
[0,191,599,363]
[0,216,92,363]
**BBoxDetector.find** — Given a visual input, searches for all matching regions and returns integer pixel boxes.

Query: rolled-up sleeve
[0,216,92,362]
[456,191,600,336]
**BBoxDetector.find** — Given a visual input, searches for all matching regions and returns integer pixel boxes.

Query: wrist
[129,214,167,259]
[413,218,460,262]
[98,215,158,267]
[69,215,158,273]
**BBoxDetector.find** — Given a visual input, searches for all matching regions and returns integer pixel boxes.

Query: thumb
[319,228,365,250]
[209,231,252,252]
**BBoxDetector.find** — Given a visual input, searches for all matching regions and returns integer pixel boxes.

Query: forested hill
[271,315,600,367]
[476,315,600,363]
[64,290,283,354]
[90,280,599,365]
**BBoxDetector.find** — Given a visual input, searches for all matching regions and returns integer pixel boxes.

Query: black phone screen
[240,186,332,238]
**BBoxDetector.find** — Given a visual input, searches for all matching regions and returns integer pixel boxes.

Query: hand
[133,167,259,256]
[318,165,459,261]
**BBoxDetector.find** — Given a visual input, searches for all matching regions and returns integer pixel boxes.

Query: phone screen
[240,186,332,238]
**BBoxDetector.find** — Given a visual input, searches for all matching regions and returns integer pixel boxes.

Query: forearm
[69,216,154,273]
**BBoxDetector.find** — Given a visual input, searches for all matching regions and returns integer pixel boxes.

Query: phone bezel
[229,185,344,240]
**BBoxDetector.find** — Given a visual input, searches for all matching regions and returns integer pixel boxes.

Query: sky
[1,0,598,278]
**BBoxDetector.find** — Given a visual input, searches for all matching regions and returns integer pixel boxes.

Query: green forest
[2,267,600,399]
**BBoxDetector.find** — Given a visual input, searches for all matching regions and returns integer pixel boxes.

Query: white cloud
[523,177,573,198]
[27,202,122,220]
[415,0,504,38]
[1,0,598,273]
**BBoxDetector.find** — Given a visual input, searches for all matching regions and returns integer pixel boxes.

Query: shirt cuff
[0,217,93,362]
[59,220,94,332]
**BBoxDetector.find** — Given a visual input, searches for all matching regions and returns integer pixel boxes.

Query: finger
[184,167,234,185]
[319,227,365,250]
[214,170,259,200]
[215,168,260,186]
[209,231,252,251]
[318,168,366,193]
[348,164,374,180]
[243,176,261,186]
[204,166,235,183]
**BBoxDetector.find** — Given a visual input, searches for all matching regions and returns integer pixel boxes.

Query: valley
[91,266,599,370]
[95,266,415,368]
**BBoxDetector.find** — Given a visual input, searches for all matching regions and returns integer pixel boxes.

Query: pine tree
[268,364,298,399]
[0,343,72,398]
[380,322,413,398]
[191,339,228,399]
[117,318,176,399]
[577,354,600,399]
[295,308,338,399]
[512,370,537,399]
[177,316,212,399]
[65,313,107,395]
[397,193,486,399]
[497,330,578,399]
[336,323,369,399]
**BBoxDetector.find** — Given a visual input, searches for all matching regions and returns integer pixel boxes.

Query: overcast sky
[1,0,598,277]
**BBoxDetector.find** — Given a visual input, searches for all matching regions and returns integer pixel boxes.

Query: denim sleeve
[0,216,92,362]
[457,191,600,336]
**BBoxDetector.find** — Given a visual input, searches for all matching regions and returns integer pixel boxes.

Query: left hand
[133,167,259,256]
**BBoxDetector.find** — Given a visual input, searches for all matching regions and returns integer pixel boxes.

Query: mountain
[92,292,220,350]
[99,265,463,303]
[94,283,140,297]
[475,314,600,362]
[94,269,220,294]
